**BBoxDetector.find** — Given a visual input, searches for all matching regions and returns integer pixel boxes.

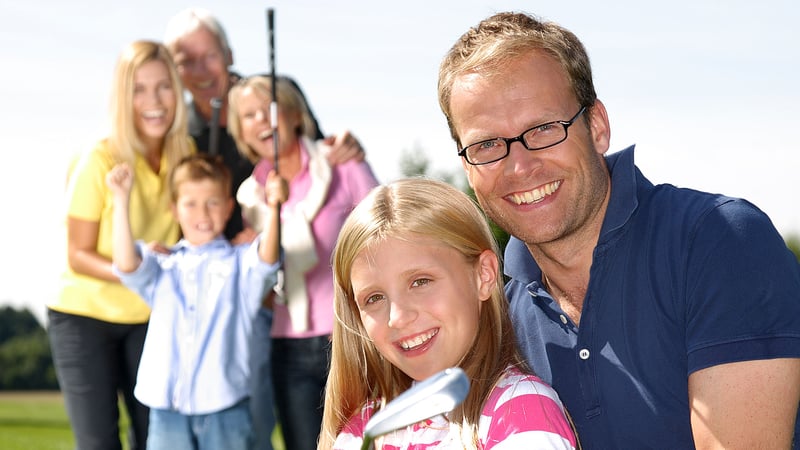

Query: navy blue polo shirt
[506,146,800,449]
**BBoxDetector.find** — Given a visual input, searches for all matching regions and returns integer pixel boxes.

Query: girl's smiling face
[349,234,497,381]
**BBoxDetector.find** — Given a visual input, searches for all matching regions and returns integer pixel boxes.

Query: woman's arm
[66,217,118,282]
[257,169,288,264]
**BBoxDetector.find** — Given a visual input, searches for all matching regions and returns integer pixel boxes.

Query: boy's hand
[264,170,289,207]
[106,163,133,198]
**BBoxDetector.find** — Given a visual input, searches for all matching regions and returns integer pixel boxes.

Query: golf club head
[361,367,470,448]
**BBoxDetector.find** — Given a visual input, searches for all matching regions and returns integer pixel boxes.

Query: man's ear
[588,99,611,156]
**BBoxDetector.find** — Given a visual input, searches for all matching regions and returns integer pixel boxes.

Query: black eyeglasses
[458,106,587,166]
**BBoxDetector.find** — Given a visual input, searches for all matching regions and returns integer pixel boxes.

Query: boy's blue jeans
[146,399,252,450]
[249,306,276,450]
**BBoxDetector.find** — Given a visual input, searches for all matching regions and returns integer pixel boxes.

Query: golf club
[360,367,470,450]
[207,97,222,156]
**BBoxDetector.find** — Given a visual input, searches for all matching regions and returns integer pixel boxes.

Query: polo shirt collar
[504,145,642,283]
[598,145,642,242]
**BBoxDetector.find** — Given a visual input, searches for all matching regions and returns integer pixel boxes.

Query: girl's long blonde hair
[319,178,529,449]
[108,40,193,170]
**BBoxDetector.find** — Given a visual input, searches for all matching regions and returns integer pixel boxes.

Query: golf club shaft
[266,8,282,271]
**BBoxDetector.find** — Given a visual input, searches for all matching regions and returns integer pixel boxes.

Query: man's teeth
[143,110,165,119]
[509,180,561,205]
[196,80,213,89]
[399,329,438,350]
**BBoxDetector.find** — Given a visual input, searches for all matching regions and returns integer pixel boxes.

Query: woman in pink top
[319,179,579,450]
[228,75,379,450]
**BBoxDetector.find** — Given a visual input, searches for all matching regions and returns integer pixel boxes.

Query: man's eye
[535,122,558,133]
[477,140,500,150]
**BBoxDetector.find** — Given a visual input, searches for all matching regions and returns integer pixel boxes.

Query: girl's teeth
[399,329,437,350]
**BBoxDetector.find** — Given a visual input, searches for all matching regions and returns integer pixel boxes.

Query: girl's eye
[364,293,385,305]
[411,278,431,287]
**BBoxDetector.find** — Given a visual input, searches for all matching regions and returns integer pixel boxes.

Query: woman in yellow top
[48,40,194,450]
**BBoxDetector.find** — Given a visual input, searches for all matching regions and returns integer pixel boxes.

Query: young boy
[107,153,286,450]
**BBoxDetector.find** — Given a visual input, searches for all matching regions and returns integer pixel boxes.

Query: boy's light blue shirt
[115,236,279,415]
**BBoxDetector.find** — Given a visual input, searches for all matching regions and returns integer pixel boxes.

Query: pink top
[333,367,578,449]
[253,143,378,338]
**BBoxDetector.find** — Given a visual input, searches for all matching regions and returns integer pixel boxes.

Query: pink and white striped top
[333,367,578,449]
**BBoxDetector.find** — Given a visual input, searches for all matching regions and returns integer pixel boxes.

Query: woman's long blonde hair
[319,178,529,449]
[108,40,193,170]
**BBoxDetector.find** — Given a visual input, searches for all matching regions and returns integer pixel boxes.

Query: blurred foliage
[0,306,58,390]
[785,233,800,262]
[399,143,510,255]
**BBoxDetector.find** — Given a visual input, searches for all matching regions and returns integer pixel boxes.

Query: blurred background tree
[785,233,800,262]
[0,306,58,390]
[399,142,510,253]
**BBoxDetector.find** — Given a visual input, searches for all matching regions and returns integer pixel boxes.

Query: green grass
[0,391,75,450]
[0,391,285,450]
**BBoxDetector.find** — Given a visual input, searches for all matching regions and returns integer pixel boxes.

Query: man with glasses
[438,11,800,449]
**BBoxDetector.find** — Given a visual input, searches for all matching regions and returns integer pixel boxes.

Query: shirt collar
[504,144,643,284]
[172,235,231,253]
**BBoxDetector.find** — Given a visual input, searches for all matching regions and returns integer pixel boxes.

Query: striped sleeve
[479,370,577,450]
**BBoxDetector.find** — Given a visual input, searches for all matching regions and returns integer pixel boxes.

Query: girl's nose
[387,298,417,329]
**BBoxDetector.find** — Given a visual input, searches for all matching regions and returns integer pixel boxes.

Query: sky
[1,0,798,324]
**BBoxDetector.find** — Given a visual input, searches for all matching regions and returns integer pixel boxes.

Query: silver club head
[360,367,470,450]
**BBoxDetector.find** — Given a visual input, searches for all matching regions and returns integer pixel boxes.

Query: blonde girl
[320,178,578,449]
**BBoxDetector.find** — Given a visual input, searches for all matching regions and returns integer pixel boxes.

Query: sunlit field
[0,391,285,450]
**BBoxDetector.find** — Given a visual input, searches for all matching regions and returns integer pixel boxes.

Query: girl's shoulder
[479,367,578,449]
[484,367,564,411]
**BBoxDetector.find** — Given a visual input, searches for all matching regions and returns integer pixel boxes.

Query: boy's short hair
[169,153,232,202]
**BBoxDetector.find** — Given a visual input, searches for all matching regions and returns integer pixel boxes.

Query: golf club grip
[208,97,222,155]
